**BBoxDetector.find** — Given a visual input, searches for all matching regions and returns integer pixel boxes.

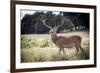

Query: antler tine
[42,19,52,29]
[55,19,64,29]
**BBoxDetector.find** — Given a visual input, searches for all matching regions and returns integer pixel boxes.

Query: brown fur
[50,31,83,54]
[41,18,83,54]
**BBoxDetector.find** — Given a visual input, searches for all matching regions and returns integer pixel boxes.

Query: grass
[21,31,90,63]
[21,36,56,49]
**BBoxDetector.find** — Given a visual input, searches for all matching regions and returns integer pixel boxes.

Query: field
[21,31,89,63]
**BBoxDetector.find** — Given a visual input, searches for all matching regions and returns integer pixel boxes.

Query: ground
[21,31,89,63]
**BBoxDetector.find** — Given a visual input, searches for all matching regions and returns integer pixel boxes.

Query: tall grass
[21,32,89,63]
[21,36,56,49]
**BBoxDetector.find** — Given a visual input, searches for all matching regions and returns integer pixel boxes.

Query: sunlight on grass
[21,31,90,63]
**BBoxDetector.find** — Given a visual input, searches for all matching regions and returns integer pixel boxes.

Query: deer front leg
[62,48,66,55]
[59,48,62,55]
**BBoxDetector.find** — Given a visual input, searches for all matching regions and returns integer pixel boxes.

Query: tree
[21,11,89,34]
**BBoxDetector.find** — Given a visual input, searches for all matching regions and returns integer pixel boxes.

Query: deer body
[50,30,82,54]
[54,36,81,48]
[41,18,83,55]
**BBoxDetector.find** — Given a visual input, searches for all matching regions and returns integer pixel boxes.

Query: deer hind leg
[75,46,80,52]
[79,46,84,53]
[79,46,85,58]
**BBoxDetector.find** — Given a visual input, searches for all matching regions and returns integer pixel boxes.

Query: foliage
[21,11,89,34]
[21,48,47,62]
[21,36,56,49]
[21,31,89,62]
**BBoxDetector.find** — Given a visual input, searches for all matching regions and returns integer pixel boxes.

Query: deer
[41,17,84,56]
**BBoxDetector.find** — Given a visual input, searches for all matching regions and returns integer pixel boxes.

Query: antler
[42,19,52,29]
[40,15,52,29]
[41,15,64,30]
[55,19,64,29]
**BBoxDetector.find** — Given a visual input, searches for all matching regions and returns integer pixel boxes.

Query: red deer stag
[41,18,83,55]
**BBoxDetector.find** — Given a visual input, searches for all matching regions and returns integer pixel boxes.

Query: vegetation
[21,11,90,63]
[21,36,56,49]
[21,31,90,63]
[21,11,89,34]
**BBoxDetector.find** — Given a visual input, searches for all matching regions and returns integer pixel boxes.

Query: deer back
[55,35,81,48]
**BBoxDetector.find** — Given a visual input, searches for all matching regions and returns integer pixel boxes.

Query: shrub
[21,36,56,49]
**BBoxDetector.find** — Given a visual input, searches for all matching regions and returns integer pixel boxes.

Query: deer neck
[51,32,58,43]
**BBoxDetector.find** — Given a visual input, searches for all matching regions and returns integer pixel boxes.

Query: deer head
[41,17,64,40]
[41,17,64,33]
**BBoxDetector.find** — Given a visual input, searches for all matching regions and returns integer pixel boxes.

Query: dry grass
[21,31,89,63]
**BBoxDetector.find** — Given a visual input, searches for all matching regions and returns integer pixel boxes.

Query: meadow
[21,31,89,63]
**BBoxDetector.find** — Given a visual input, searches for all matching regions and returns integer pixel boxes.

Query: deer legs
[79,46,84,53]
[59,48,66,55]
[59,48,62,55]
[75,46,84,58]
[79,46,84,58]
[59,48,66,60]
[75,45,83,53]
[62,49,66,55]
